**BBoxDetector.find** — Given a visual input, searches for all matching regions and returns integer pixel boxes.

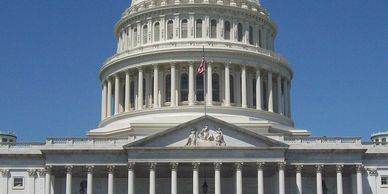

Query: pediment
[125,116,288,148]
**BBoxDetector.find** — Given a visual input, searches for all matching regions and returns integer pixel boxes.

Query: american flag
[197,57,205,74]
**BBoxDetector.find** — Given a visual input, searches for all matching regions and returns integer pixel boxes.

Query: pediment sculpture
[186,125,226,147]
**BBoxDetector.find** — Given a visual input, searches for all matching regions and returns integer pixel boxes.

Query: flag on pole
[197,57,205,74]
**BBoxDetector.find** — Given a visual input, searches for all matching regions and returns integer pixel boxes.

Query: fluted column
[27,169,36,194]
[356,165,363,194]
[277,75,282,114]
[170,64,176,107]
[153,65,159,108]
[278,162,285,194]
[257,163,264,194]
[150,163,156,194]
[336,165,343,194]
[138,68,144,110]
[108,166,115,194]
[192,163,200,194]
[296,165,303,194]
[101,81,107,120]
[256,68,262,110]
[224,63,231,106]
[125,71,131,111]
[107,78,112,116]
[171,163,178,194]
[65,166,72,194]
[283,78,289,117]
[268,72,273,112]
[207,62,213,106]
[241,65,247,108]
[316,165,323,194]
[128,163,135,194]
[235,162,243,194]
[87,166,94,194]
[188,62,195,106]
[214,163,222,194]
[114,75,120,115]
[1,169,9,194]
[45,166,51,194]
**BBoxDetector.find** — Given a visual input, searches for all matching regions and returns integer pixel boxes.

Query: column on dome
[283,78,288,117]
[170,63,176,107]
[107,77,112,117]
[65,166,73,194]
[295,165,303,194]
[236,70,241,107]
[114,75,120,115]
[287,81,291,117]
[174,14,179,39]
[257,163,264,194]
[235,163,243,194]
[147,19,152,44]
[138,68,144,110]
[253,24,258,47]
[128,163,135,194]
[117,30,122,53]
[160,16,166,41]
[101,80,107,120]
[241,65,247,108]
[145,72,152,108]
[219,17,224,40]
[107,166,115,194]
[119,75,125,112]
[87,166,94,194]
[122,29,127,52]
[214,163,222,194]
[316,165,323,194]
[171,163,178,194]
[224,63,231,106]
[136,22,141,46]
[255,67,262,110]
[153,65,159,108]
[125,70,131,111]
[45,166,51,194]
[192,163,200,194]
[278,162,285,194]
[267,71,274,112]
[207,62,213,106]
[232,20,237,42]
[356,165,363,194]
[205,16,209,38]
[277,74,282,114]
[134,75,138,110]
[244,21,249,44]
[188,62,195,106]
[336,165,344,194]
[262,27,267,49]
[158,67,164,107]
[27,169,36,194]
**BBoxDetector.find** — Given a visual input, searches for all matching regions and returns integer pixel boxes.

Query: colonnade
[101,63,291,120]
[27,163,366,194]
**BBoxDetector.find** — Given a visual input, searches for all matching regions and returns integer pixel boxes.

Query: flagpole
[203,46,207,118]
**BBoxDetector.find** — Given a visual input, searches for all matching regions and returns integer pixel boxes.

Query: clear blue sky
[0,1,387,141]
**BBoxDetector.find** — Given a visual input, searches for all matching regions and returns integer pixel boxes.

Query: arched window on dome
[224,21,231,40]
[210,19,217,39]
[181,73,188,101]
[249,26,253,45]
[196,19,203,38]
[237,23,243,42]
[133,28,138,47]
[165,74,171,102]
[130,81,135,109]
[230,75,235,103]
[143,25,148,44]
[212,73,220,102]
[181,19,188,39]
[167,20,174,40]
[196,74,204,101]
[154,22,160,42]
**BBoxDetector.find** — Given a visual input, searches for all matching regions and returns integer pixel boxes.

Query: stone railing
[0,142,45,149]
[284,137,362,144]
[46,137,135,145]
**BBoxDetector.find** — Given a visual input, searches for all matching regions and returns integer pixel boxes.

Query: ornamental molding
[278,162,286,170]
[27,169,37,177]
[87,166,94,173]
[128,162,136,170]
[257,162,265,170]
[355,164,364,172]
[185,126,226,147]
[214,162,222,170]
[192,162,200,169]
[295,165,303,173]
[367,168,378,176]
[171,162,179,170]
[0,169,10,176]
[235,162,244,170]
[316,165,324,173]
[65,166,73,174]
[336,165,344,173]
[107,165,116,173]
[150,162,157,170]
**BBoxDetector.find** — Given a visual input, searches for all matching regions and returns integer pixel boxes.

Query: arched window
[133,28,138,47]
[196,74,204,101]
[210,19,217,39]
[249,26,253,45]
[143,25,148,44]
[196,19,202,38]
[237,23,243,42]
[181,19,188,39]
[224,21,231,40]
[258,29,262,47]
[167,20,174,40]
[130,81,135,108]
[230,75,234,103]
[252,78,256,107]
[181,73,188,101]
[154,22,160,42]
[165,74,171,102]
[212,73,220,102]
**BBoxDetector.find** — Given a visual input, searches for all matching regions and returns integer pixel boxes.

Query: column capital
[137,67,143,72]
[336,165,344,173]
[214,162,222,170]
[355,164,364,172]
[235,162,244,170]
[256,162,265,170]
[367,168,378,176]
[316,164,324,173]
[45,165,52,173]
[128,162,136,170]
[189,61,195,66]
[150,162,157,170]
[171,162,179,170]
[295,165,303,173]
[153,64,159,69]
[107,165,115,173]
[27,169,37,177]
[192,162,200,169]
[170,62,176,67]
[65,166,73,174]
[87,165,94,173]
[278,162,286,170]
[225,62,231,67]
[38,169,46,176]
[0,169,10,177]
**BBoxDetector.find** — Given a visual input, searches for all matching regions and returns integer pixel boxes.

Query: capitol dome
[89,0,309,138]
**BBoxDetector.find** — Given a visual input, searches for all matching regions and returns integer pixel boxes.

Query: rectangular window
[13,177,24,189]
[2,138,7,142]
[382,176,388,186]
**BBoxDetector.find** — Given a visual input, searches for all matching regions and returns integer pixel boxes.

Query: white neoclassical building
[1,0,387,194]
